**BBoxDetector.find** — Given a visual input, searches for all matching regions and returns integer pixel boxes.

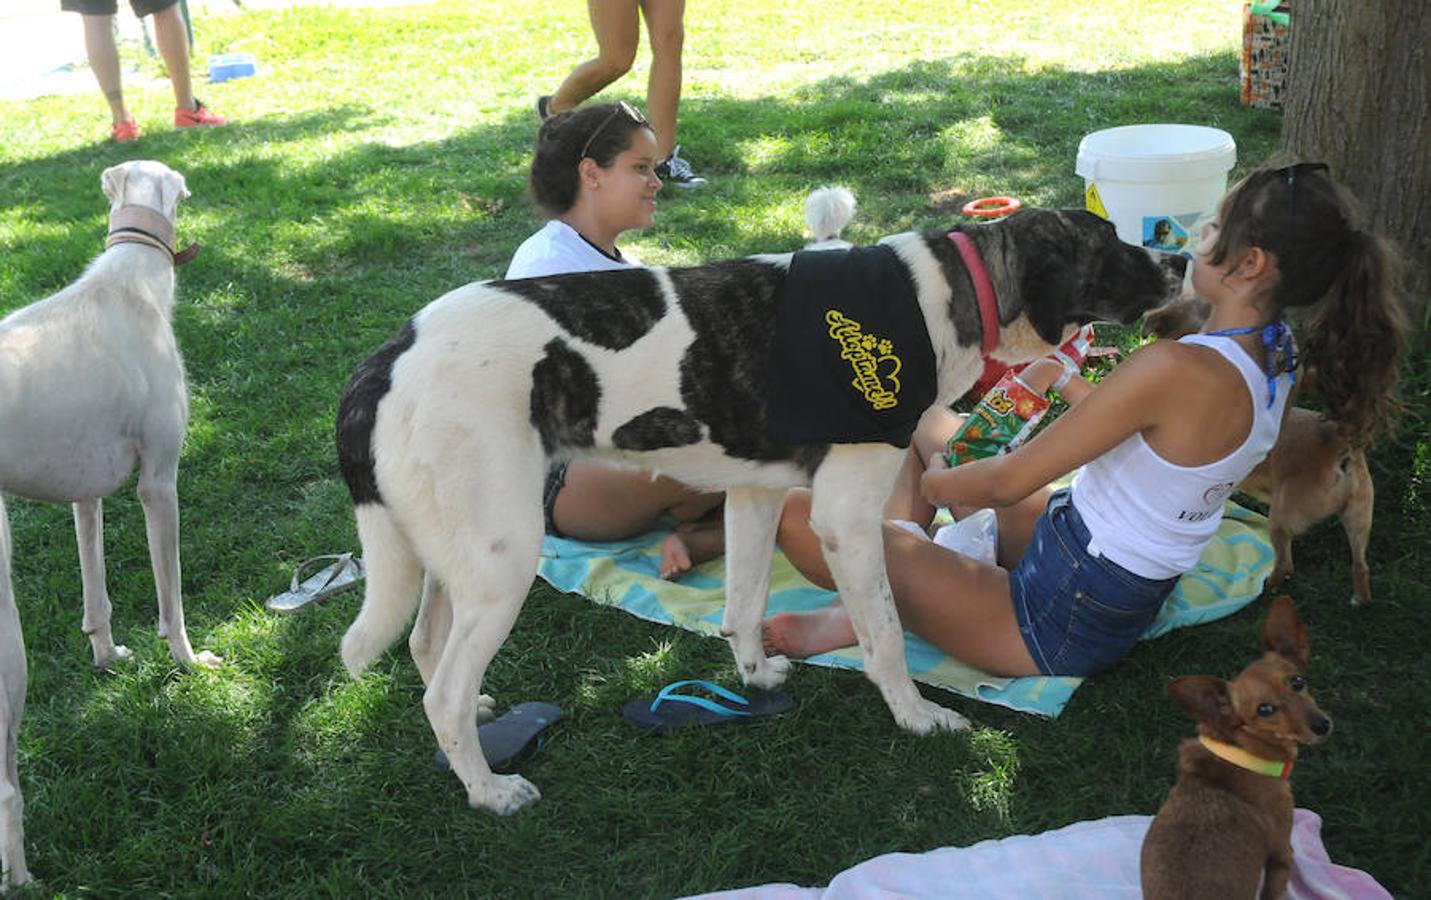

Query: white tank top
[1071,334,1291,579]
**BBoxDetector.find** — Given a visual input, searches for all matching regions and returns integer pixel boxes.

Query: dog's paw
[192,650,222,669]
[476,693,497,724]
[470,774,541,816]
[742,653,792,690]
[95,644,133,669]
[893,698,972,735]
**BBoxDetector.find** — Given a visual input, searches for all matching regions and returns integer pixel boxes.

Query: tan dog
[1143,297,1375,605]
[1141,596,1331,899]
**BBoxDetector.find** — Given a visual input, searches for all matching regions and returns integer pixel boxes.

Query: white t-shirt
[1071,334,1291,579]
[505,220,635,279]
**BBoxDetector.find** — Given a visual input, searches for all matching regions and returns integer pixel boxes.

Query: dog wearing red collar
[0,159,218,888]
[1141,596,1332,899]
[336,207,1186,816]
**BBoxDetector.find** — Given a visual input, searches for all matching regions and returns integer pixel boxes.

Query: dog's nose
[1310,714,1332,737]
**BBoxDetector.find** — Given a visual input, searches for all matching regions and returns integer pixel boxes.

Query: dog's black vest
[768,245,936,448]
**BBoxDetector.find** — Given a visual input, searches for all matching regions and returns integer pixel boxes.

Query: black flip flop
[622,680,794,734]
[434,701,564,773]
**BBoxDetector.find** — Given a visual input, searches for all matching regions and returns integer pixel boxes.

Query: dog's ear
[1168,675,1234,727]
[161,169,192,213]
[101,164,129,205]
[1262,595,1309,670]
[1017,256,1079,346]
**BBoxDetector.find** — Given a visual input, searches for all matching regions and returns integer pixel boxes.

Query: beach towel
[682,809,1390,900]
[537,501,1273,718]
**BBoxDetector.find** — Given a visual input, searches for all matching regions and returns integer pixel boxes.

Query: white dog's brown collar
[106,205,199,266]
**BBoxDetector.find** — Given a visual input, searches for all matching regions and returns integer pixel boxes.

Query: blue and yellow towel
[538,503,1272,717]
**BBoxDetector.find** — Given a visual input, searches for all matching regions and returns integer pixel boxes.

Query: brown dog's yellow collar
[1199,735,1293,779]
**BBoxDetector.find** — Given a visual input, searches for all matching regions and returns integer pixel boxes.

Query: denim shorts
[1008,489,1179,677]
[542,462,569,536]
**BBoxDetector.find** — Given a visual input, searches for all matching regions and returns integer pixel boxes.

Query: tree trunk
[1280,0,1429,304]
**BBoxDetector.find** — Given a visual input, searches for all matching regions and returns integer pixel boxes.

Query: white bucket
[1075,124,1236,254]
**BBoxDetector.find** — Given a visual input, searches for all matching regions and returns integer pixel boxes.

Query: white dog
[335,207,1187,818]
[0,159,218,888]
[804,185,857,250]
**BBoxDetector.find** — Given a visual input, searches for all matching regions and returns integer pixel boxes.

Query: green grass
[2,0,1428,895]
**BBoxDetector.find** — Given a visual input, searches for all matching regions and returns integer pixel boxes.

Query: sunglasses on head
[579,101,649,160]
[1273,161,1330,219]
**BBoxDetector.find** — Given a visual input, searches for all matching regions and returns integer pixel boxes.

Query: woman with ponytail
[765,163,1410,677]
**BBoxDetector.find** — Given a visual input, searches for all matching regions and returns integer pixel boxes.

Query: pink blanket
[688,810,1388,900]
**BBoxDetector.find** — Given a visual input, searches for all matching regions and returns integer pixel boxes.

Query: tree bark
[1281,0,1429,303]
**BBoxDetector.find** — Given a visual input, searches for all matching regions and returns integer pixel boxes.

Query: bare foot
[659,532,694,580]
[761,602,858,658]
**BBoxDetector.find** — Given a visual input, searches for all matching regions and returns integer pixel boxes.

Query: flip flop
[264,553,365,613]
[622,680,794,734]
[434,702,565,773]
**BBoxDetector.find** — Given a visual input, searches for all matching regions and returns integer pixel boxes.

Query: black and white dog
[335,209,1186,815]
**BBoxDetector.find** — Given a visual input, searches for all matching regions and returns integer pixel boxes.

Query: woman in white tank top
[767,164,1410,678]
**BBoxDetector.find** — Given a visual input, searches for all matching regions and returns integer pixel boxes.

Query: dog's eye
[1289,675,1306,691]
[1257,703,1277,717]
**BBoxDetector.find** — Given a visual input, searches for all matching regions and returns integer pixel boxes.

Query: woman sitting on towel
[766,164,1409,678]
[507,102,724,579]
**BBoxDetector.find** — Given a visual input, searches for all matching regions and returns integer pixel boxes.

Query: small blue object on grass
[209,52,258,83]
[622,680,795,733]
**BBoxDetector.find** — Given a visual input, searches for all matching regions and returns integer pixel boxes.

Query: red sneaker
[175,100,227,129]
[111,120,141,143]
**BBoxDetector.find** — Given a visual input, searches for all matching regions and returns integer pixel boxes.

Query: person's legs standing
[78,7,137,138]
[149,1,193,112]
[548,0,641,115]
[145,0,225,127]
[636,0,682,161]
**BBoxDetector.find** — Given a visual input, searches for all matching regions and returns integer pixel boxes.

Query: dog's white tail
[340,503,422,676]
[805,186,857,243]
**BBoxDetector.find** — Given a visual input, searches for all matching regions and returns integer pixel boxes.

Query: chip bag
[945,369,1051,466]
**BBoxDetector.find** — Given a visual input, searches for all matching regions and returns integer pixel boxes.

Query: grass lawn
[1,0,1427,895]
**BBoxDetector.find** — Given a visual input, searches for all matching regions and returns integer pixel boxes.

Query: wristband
[1051,358,1079,393]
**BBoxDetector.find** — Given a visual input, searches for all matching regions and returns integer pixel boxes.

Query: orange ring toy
[961,196,1023,218]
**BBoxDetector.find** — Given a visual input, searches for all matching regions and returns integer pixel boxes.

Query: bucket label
[1142,214,1201,257]
[1085,183,1109,219]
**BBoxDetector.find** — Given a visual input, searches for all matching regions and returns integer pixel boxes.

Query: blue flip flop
[622,680,794,734]
[434,701,564,773]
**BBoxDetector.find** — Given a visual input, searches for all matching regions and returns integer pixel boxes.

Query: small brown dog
[1143,297,1375,605]
[1141,596,1332,900]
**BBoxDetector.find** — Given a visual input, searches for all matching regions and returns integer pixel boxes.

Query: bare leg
[638,0,684,159]
[411,576,495,720]
[808,445,970,732]
[772,478,1043,677]
[82,14,131,125]
[551,460,718,541]
[658,517,724,580]
[1341,451,1373,606]
[137,452,219,669]
[719,487,790,689]
[0,498,30,888]
[549,0,641,113]
[151,3,196,112]
[73,499,130,668]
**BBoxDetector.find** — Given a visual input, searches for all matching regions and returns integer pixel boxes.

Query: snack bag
[945,369,1051,466]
